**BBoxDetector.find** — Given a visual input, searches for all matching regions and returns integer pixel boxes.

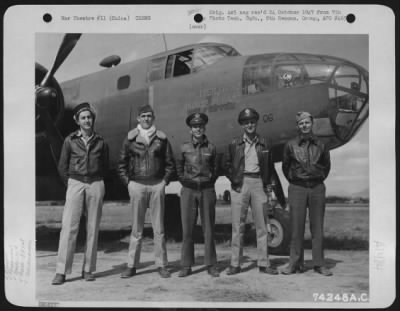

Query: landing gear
[268,208,291,255]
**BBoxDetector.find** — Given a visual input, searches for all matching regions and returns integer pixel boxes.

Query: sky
[36,33,369,197]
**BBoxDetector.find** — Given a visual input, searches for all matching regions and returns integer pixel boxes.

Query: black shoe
[82,271,95,281]
[314,266,333,276]
[120,267,136,278]
[226,266,241,275]
[158,267,171,278]
[51,273,66,285]
[297,264,305,273]
[259,266,279,275]
[207,266,220,277]
[178,267,192,278]
[280,264,305,275]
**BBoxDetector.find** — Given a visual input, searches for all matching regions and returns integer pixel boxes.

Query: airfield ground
[35,204,369,306]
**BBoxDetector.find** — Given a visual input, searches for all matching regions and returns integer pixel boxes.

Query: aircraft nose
[241,53,369,148]
[327,62,369,143]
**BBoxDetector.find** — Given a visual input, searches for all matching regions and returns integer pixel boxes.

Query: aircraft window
[333,65,361,88]
[117,75,130,90]
[193,46,238,71]
[243,65,272,95]
[275,54,297,61]
[165,55,175,79]
[330,65,368,113]
[274,65,303,88]
[303,64,335,84]
[148,57,166,82]
[217,45,240,56]
[165,50,193,78]
[294,54,324,62]
[336,91,365,112]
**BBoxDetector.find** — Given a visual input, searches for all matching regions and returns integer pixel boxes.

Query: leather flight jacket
[58,131,109,186]
[118,128,175,186]
[224,134,273,192]
[282,134,331,187]
[176,136,218,190]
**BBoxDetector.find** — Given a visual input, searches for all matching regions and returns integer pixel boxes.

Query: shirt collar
[243,133,259,145]
[192,135,208,147]
[297,133,317,145]
[72,130,96,140]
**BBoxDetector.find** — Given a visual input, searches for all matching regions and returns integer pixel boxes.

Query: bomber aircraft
[35,34,369,254]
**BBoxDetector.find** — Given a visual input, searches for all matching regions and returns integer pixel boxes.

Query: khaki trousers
[56,178,105,274]
[230,177,270,268]
[126,180,168,268]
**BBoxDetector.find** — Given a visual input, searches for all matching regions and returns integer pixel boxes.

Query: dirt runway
[36,239,369,306]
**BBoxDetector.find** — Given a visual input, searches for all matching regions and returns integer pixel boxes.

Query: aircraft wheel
[164,194,182,241]
[267,208,291,255]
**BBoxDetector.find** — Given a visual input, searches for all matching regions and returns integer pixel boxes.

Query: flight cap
[186,112,208,127]
[73,102,95,120]
[238,108,259,124]
[138,104,154,116]
[296,111,313,123]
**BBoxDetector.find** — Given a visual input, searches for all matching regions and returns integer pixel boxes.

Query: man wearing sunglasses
[224,108,278,276]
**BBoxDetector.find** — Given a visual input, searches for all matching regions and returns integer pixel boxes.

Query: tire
[164,194,182,241]
[267,208,291,255]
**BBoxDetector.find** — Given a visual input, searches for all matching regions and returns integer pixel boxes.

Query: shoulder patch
[127,128,139,140]
[156,130,167,140]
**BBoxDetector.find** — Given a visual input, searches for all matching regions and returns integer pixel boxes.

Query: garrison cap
[238,108,259,124]
[73,102,95,120]
[296,111,313,123]
[186,112,208,127]
[138,104,154,116]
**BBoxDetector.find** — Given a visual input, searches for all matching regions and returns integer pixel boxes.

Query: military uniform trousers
[127,180,168,268]
[56,178,105,274]
[288,183,326,268]
[180,186,217,267]
[230,177,271,268]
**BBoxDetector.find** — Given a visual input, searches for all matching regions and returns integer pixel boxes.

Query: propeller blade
[40,33,82,87]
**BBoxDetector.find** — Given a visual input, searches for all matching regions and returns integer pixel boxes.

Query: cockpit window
[303,64,335,84]
[331,65,367,112]
[148,57,166,82]
[275,65,303,88]
[333,65,360,89]
[243,65,273,94]
[293,54,324,62]
[165,49,193,78]
[193,46,239,72]
[215,45,239,56]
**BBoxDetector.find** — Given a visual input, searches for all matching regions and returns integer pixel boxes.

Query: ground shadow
[276,257,343,272]
[36,223,368,253]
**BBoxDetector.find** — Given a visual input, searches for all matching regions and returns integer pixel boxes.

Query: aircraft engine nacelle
[35,62,65,138]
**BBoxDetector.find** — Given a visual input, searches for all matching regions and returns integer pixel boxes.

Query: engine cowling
[35,62,65,137]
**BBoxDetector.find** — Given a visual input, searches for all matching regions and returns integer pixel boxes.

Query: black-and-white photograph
[3,4,396,308]
[34,32,370,302]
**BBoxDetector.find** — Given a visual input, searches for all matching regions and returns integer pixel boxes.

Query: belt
[181,180,215,190]
[243,172,261,178]
[291,180,322,188]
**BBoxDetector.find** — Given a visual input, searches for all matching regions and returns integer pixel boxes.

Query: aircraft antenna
[162,34,168,51]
